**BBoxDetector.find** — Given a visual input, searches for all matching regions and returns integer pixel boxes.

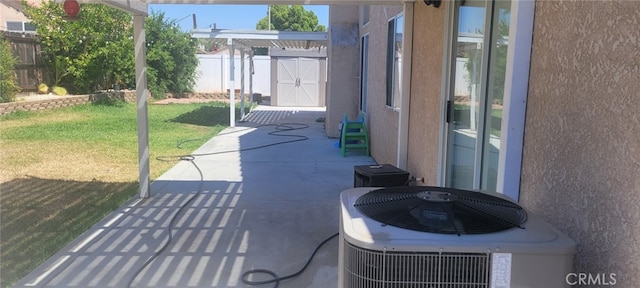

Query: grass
[0,100,243,288]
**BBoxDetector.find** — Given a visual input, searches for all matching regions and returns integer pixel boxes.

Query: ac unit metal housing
[339,187,577,288]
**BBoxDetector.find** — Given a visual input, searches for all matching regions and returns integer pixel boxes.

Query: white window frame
[360,34,370,113]
[6,21,36,32]
[386,13,403,109]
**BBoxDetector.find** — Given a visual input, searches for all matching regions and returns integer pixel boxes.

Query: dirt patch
[0,141,138,183]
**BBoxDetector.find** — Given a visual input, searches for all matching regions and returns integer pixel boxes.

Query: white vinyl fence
[194,54,271,95]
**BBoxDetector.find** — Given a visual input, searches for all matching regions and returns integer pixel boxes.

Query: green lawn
[0,100,242,288]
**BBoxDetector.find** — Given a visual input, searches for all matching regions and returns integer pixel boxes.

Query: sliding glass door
[445,0,511,192]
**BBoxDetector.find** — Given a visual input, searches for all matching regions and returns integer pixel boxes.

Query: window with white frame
[6,21,36,32]
[360,34,369,112]
[386,15,403,108]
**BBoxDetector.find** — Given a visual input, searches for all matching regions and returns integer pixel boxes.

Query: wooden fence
[2,31,48,93]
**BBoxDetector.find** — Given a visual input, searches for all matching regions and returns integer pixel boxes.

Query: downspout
[133,15,150,198]
[396,3,414,170]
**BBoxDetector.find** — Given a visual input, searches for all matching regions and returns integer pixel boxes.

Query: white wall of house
[325,5,362,138]
[193,53,270,95]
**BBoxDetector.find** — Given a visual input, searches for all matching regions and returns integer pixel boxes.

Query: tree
[0,36,21,102]
[256,5,325,32]
[145,11,198,98]
[24,2,134,93]
[24,3,198,97]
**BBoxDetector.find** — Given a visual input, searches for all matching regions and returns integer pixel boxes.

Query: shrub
[24,5,196,96]
[0,37,21,103]
[38,83,49,94]
[52,86,67,96]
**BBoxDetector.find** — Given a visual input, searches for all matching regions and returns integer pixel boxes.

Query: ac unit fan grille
[343,240,490,288]
[354,186,527,235]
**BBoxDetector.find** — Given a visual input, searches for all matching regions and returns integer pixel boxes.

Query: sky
[147,4,329,32]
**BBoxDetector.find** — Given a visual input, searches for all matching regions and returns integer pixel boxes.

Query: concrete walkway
[15,106,374,288]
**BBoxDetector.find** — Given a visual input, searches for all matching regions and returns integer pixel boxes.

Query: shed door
[277,57,320,106]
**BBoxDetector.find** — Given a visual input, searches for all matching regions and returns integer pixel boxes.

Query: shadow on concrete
[15,107,374,288]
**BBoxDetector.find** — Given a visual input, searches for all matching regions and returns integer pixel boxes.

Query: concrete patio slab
[15,106,375,288]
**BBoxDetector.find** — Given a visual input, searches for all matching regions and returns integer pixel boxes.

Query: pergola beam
[190,29,328,52]
[191,29,328,41]
[103,0,148,16]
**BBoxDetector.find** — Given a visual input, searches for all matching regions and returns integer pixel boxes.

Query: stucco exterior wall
[0,3,29,30]
[521,1,640,285]
[0,1,43,29]
[326,6,360,138]
[361,5,403,164]
[405,2,446,185]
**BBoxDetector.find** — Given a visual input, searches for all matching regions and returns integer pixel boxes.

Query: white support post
[249,50,254,112]
[228,38,236,127]
[220,54,225,92]
[240,50,246,121]
[133,15,150,198]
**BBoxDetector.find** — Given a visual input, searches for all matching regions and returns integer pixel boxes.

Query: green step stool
[340,113,370,157]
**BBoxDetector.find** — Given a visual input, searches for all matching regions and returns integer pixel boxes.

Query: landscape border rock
[0,91,137,115]
[0,91,252,115]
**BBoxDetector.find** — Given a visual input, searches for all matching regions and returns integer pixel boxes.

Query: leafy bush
[24,3,134,94]
[24,4,198,98]
[0,37,21,103]
[52,86,67,96]
[145,11,198,98]
[145,68,166,100]
[38,83,49,94]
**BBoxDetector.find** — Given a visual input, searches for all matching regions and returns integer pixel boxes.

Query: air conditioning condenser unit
[338,186,577,288]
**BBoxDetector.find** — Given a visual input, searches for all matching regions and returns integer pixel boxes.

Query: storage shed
[270,47,327,107]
